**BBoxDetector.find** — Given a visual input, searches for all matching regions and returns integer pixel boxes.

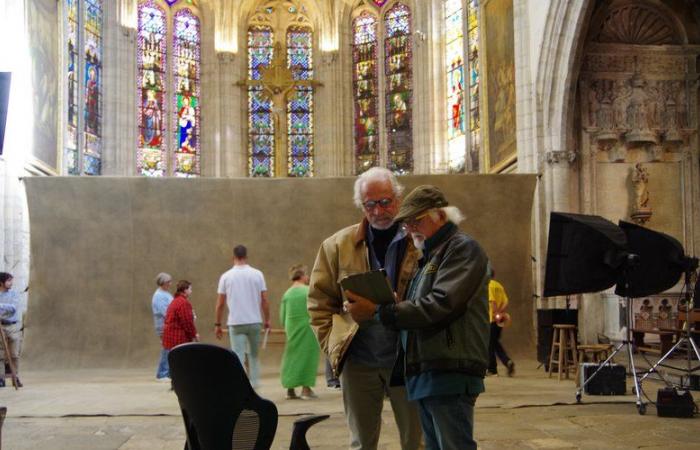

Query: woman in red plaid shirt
[162,280,199,350]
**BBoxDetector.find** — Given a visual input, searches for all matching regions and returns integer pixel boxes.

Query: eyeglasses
[363,197,394,210]
[402,211,431,230]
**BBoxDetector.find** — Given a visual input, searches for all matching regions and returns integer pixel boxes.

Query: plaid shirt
[162,295,197,350]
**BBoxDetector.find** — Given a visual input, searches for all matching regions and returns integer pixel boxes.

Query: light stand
[544,213,689,416]
[576,262,648,415]
[637,262,700,390]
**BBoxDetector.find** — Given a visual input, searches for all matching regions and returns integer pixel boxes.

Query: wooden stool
[548,324,578,380]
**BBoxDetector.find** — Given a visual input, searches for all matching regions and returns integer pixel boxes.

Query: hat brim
[394,206,431,224]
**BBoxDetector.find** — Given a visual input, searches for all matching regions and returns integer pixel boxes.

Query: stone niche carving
[580,2,698,164]
[581,60,693,162]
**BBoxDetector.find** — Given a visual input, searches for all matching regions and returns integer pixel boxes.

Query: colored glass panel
[385,3,412,174]
[467,0,481,172]
[372,0,389,7]
[352,12,379,174]
[173,9,200,177]
[286,26,313,177]
[445,0,465,172]
[137,1,167,177]
[82,0,102,175]
[248,26,274,177]
[65,0,79,174]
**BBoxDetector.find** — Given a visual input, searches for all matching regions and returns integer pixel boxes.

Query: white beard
[412,233,426,250]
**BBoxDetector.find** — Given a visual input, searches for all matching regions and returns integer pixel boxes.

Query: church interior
[0,0,699,448]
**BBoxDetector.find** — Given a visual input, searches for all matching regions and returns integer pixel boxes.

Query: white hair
[155,272,172,287]
[429,206,465,225]
[353,167,404,208]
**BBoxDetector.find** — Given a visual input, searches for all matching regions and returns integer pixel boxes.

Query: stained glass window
[352,12,379,174]
[137,1,167,176]
[384,3,412,174]
[65,0,79,174]
[467,0,481,172]
[445,0,465,172]
[63,0,102,175]
[247,25,275,177]
[83,0,103,175]
[137,0,200,177]
[173,9,200,177]
[286,26,314,177]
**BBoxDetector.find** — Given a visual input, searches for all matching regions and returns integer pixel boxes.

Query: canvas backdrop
[24,174,536,369]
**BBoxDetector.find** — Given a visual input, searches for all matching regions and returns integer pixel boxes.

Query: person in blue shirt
[152,272,174,380]
[0,272,24,388]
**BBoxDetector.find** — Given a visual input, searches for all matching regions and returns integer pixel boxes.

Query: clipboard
[340,269,395,305]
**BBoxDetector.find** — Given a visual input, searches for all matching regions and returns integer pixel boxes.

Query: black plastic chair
[169,343,328,450]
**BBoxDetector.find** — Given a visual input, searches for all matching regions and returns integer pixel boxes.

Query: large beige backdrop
[24,175,536,369]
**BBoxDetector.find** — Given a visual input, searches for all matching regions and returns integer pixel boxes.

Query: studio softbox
[615,221,686,298]
[544,212,628,297]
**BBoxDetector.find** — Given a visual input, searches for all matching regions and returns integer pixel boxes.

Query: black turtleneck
[369,222,399,268]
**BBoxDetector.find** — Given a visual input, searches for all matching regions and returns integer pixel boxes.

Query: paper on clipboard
[340,269,395,305]
[261,327,270,349]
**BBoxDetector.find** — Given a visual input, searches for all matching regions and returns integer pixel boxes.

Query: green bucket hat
[394,185,449,223]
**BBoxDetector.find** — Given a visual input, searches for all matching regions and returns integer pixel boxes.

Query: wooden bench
[631,329,675,355]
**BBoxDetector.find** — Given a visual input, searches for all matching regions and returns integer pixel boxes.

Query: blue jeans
[229,323,262,388]
[156,348,170,379]
[417,394,477,450]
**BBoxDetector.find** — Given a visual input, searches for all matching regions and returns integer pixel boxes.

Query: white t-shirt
[217,264,267,326]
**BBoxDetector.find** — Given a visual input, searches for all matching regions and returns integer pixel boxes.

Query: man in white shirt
[214,245,270,388]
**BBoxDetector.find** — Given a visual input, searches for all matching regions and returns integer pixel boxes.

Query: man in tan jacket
[308,167,422,450]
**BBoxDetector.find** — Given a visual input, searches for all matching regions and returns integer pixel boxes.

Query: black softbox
[544,213,628,297]
[615,221,686,297]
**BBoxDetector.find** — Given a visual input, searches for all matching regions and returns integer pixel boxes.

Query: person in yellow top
[488,271,515,376]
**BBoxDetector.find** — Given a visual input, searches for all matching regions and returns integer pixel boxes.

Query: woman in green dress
[280,264,320,399]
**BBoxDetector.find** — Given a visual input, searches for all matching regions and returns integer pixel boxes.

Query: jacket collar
[352,218,369,247]
[423,222,458,256]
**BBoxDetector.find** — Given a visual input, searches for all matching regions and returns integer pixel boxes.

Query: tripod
[576,294,648,414]
[637,265,699,390]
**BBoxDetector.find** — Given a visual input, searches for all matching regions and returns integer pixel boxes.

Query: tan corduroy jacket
[307,219,420,377]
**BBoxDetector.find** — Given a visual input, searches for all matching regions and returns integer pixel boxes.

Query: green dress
[280,285,320,388]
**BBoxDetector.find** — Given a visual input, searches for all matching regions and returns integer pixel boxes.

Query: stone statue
[631,163,652,224]
[612,80,631,129]
[633,163,650,209]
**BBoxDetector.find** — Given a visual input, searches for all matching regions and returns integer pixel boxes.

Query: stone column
[102,0,137,176]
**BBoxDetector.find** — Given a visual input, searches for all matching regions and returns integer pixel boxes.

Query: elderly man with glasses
[346,185,491,450]
[308,167,422,450]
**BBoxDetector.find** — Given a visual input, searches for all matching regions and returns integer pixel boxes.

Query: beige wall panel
[595,162,684,243]
[24,175,536,369]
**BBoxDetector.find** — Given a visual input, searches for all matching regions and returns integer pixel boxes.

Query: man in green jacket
[347,185,490,450]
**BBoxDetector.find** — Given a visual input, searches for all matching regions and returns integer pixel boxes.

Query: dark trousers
[488,322,511,373]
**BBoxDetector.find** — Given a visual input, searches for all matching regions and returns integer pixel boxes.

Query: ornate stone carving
[545,150,576,165]
[631,163,652,225]
[591,5,681,45]
[625,72,656,143]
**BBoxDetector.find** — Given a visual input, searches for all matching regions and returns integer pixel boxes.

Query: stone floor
[1,356,699,449]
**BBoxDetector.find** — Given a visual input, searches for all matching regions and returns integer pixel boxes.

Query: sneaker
[506,360,515,377]
[286,389,299,400]
[157,376,171,382]
[0,378,5,388]
[486,370,498,377]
